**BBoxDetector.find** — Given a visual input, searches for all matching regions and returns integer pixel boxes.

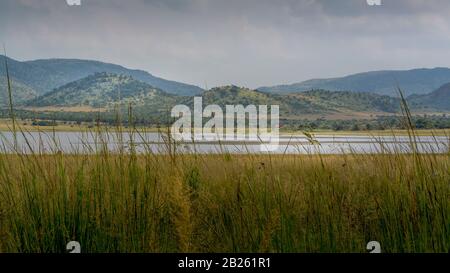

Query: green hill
[27,73,177,112]
[180,86,402,118]
[179,85,331,117]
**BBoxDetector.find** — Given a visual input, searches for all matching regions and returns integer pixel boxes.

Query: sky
[1,0,450,88]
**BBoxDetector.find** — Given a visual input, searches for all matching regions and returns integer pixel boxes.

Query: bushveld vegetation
[2,109,450,132]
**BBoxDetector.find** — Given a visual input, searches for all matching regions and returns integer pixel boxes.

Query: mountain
[180,86,401,118]
[408,83,450,111]
[0,55,203,97]
[27,73,177,111]
[259,68,450,96]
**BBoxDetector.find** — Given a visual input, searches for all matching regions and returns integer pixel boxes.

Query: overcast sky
[1,0,450,88]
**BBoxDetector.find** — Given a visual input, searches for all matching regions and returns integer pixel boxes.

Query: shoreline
[1,119,449,136]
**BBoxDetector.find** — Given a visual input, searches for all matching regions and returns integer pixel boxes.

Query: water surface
[0,131,448,154]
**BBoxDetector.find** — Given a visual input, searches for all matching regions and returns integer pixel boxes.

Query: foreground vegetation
[0,137,449,253]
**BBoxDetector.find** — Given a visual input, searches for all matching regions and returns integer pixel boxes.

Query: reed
[0,136,448,253]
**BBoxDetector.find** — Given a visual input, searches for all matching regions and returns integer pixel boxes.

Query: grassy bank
[1,119,449,136]
[0,148,449,253]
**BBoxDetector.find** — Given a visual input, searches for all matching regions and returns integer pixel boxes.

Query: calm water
[0,131,448,154]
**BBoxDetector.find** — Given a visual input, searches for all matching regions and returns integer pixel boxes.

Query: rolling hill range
[0,55,203,104]
[1,56,448,121]
[259,68,450,96]
[24,77,405,119]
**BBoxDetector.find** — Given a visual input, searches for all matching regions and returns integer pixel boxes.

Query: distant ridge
[258,68,450,96]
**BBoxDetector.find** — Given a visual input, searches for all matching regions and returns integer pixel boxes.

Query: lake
[0,131,449,154]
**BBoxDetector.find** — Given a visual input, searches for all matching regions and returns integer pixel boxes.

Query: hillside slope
[0,76,37,106]
[408,83,450,111]
[180,86,402,118]
[27,73,177,111]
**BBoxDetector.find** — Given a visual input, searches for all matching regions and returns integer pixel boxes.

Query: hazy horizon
[2,0,450,88]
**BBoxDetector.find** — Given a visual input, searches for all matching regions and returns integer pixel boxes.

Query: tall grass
[0,147,449,253]
[2,50,16,148]
[0,57,449,253]
[0,114,448,253]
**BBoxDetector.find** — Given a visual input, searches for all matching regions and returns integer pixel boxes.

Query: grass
[1,53,449,253]
[0,150,449,253]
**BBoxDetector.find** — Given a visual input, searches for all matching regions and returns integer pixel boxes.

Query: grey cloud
[1,0,450,88]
